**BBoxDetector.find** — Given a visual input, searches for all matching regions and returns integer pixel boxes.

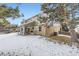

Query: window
[39,26,41,31]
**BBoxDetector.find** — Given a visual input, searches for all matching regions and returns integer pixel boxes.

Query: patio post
[22,26,25,35]
[19,27,22,35]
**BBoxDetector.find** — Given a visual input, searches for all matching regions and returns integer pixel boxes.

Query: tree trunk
[70,29,78,42]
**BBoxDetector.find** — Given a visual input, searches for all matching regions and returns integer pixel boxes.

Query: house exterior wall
[46,26,54,36]
[38,23,61,36]
[0,26,3,32]
[19,22,61,36]
[39,26,46,36]
[33,26,39,35]
[46,26,61,36]
[0,24,4,32]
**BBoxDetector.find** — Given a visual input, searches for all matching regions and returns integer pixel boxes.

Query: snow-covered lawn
[0,33,79,56]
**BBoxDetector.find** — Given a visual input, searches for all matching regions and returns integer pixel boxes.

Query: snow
[58,34,71,38]
[0,33,79,56]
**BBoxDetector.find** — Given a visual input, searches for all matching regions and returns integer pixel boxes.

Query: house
[19,13,61,36]
[46,22,61,36]
[0,23,4,32]
[19,14,40,35]
[0,19,4,32]
[0,19,11,33]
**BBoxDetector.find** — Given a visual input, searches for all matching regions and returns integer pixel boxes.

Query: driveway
[0,33,79,56]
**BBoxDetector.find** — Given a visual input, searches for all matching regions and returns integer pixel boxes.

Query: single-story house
[19,13,62,36]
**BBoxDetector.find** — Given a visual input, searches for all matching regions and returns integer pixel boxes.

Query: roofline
[24,11,42,22]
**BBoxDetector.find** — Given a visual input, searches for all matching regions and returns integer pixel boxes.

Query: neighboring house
[19,13,61,36]
[0,19,11,33]
[0,19,4,32]
[0,24,4,32]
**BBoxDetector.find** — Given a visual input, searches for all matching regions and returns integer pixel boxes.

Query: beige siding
[40,26,46,36]
[34,26,39,35]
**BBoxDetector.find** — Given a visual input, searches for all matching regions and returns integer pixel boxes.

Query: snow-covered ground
[0,33,79,56]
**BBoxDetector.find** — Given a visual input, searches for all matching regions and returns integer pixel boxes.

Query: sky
[6,3,41,26]
[4,3,79,26]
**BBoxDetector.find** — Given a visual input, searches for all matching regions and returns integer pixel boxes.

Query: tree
[41,3,58,20]
[0,18,10,27]
[37,14,48,23]
[0,4,22,19]
[67,4,79,42]
[41,3,67,29]
[41,3,79,42]
[41,3,67,23]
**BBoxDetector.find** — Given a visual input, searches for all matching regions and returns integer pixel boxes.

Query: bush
[49,36,71,44]
[60,31,70,35]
